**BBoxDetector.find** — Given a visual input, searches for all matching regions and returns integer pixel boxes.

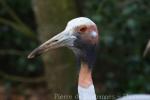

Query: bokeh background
[0,0,150,100]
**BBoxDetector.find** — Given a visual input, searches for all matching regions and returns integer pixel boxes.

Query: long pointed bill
[28,30,76,59]
[143,40,150,57]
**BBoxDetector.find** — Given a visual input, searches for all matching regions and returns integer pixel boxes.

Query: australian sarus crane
[28,17,98,100]
[28,17,150,100]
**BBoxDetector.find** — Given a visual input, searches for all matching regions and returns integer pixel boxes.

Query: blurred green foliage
[0,0,150,95]
[0,0,44,79]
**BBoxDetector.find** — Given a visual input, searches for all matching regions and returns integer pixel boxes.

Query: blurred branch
[143,40,150,57]
[0,17,35,39]
[0,0,36,40]
[0,17,18,29]
[0,48,45,83]
[0,0,24,24]
[0,49,28,56]
[0,71,45,83]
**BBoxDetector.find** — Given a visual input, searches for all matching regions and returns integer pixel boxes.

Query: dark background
[0,0,150,100]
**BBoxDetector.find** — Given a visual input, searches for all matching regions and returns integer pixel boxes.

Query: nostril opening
[46,40,58,46]
[52,40,58,42]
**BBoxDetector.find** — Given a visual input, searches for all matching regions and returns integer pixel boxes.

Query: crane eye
[79,26,87,33]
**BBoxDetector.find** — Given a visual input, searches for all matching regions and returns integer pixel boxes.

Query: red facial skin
[78,25,99,45]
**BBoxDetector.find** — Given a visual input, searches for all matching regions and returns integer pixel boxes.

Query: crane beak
[28,30,76,59]
[143,40,150,57]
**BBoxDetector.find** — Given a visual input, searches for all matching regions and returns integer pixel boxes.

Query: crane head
[28,17,99,68]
